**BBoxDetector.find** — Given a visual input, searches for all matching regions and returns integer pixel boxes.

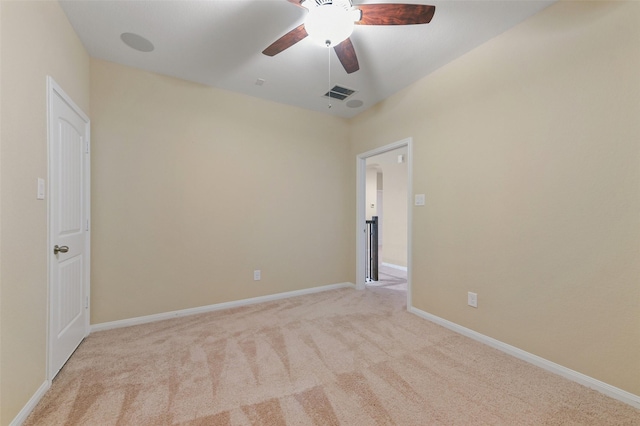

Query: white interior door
[48,77,90,381]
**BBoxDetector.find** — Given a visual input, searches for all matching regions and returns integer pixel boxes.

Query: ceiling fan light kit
[263,0,436,74]
[304,4,359,47]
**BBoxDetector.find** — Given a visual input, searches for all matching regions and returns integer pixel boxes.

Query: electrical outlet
[37,178,45,200]
[468,292,478,308]
[253,270,261,281]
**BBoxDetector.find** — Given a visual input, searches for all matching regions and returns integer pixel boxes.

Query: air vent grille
[324,85,357,101]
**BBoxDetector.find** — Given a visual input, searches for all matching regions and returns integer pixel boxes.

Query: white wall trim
[356,137,413,311]
[92,282,355,332]
[409,306,640,409]
[9,381,50,426]
[381,262,408,272]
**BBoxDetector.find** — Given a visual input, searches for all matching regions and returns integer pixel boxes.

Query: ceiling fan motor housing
[311,0,353,9]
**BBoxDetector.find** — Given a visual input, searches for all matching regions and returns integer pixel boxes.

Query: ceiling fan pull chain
[327,40,332,109]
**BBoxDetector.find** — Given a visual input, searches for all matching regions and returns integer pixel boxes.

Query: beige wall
[90,59,353,324]
[368,149,408,267]
[350,1,640,395]
[381,159,407,267]
[365,166,379,220]
[0,1,90,424]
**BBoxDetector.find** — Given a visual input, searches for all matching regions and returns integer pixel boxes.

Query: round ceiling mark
[120,32,155,52]
[346,99,364,108]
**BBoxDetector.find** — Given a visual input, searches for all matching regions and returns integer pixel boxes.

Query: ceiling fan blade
[334,38,360,74]
[262,24,309,56]
[357,4,435,25]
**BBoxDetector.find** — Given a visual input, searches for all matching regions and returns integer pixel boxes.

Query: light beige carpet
[25,286,639,425]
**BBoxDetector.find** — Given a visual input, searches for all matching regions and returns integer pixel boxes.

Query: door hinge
[85,139,90,154]
[86,219,89,231]
[85,296,89,309]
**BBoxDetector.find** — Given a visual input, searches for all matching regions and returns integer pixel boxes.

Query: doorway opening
[356,138,412,309]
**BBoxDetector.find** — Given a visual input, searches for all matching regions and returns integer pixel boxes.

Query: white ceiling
[60,0,556,118]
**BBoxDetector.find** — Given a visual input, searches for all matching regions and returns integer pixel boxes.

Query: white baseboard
[381,262,407,272]
[92,282,355,332]
[408,306,640,409]
[10,380,50,426]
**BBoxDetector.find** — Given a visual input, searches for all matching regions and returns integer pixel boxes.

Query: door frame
[46,76,91,381]
[356,137,413,309]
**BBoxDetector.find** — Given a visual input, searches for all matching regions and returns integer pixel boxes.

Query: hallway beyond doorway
[365,262,407,293]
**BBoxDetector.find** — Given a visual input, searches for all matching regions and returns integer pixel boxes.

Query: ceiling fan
[262,0,436,74]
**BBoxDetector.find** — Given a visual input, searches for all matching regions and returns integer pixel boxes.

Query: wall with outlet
[90,59,353,324]
[349,1,640,397]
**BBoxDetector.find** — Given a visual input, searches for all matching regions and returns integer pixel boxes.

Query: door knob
[53,245,69,254]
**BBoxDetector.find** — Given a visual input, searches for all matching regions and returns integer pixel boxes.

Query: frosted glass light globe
[305,4,355,47]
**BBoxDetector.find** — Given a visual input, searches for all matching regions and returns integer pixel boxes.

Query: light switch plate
[414,194,425,206]
[37,178,45,200]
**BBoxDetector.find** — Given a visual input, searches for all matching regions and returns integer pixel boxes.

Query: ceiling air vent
[324,85,357,101]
